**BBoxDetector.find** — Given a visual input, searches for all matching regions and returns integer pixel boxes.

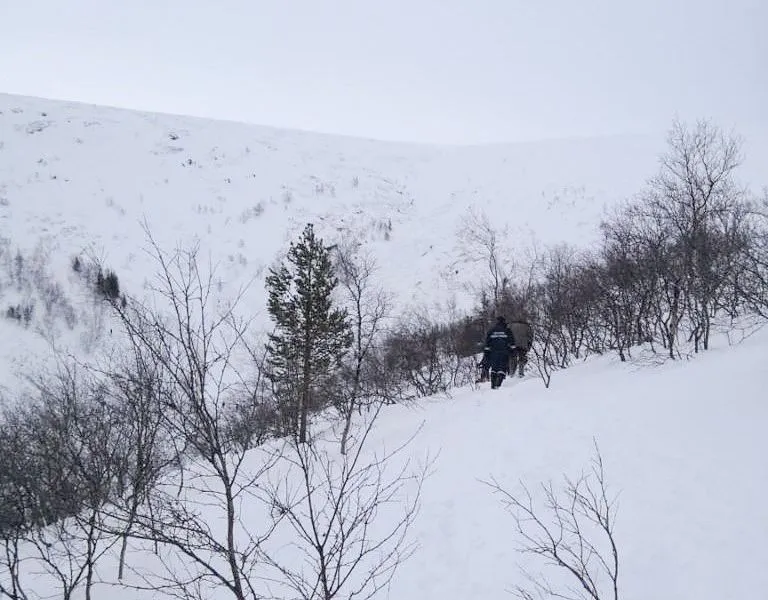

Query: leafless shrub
[100,228,278,600]
[455,207,512,305]
[378,311,455,400]
[0,363,125,600]
[0,405,34,600]
[483,443,620,600]
[256,407,429,600]
[333,239,392,454]
[238,203,265,224]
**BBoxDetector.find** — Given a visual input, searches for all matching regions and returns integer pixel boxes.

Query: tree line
[451,120,768,385]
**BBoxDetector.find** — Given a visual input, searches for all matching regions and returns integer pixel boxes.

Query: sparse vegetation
[0,116,766,600]
[95,267,121,300]
[376,217,393,241]
[5,302,34,327]
[0,243,125,343]
[484,443,620,600]
[238,202,265,223]
[458,119,768,386]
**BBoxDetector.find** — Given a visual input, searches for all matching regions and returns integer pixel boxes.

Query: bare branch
[256,407,429,600]
[482,443,620,600]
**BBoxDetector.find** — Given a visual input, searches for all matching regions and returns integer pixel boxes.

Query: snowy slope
[3,93,767,386]
[11,325,768,600]
[0,94,665,300]
[383,327,768,600]
[0,93,672,381]
[2,93,767,599]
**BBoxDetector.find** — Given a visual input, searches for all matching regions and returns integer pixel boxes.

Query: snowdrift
[7,326,768,600]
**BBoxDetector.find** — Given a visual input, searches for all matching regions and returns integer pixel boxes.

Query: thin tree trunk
[340,366,360,456]
[85,513,96,600]
[300,344,311,444]
[341,307,365,455]
[223,470,245,600]
[118,495,140,580]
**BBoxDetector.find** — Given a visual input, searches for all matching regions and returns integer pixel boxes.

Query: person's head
[496,315,506,325]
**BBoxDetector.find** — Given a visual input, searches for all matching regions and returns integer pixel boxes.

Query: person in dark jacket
[481,316,516,389]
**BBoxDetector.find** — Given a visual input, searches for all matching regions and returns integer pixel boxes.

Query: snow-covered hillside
[0,94,667,299]
[2,93,767,381]
[1,93,767,600]
[367,327,768,600]
[7,323,768,600]
[0,93,670,378]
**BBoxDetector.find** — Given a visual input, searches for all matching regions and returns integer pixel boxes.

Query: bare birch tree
[456,207,512,306]
[256,407,428,600]
[333,240,392,454]
[483,444,620,600]
[103,231,279,600]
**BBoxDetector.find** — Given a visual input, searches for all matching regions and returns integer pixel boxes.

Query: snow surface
[378,327,768,600]
[0,93,670,382]
[2,93,766,380]
[8,326,768,600]
[1,93,767,599]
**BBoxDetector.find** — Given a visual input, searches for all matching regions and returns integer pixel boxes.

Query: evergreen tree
[265,223,352,442]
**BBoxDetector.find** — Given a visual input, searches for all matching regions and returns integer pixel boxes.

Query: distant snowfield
[2,93,766,370]
[0,93,669,317]
[1,93,767,599]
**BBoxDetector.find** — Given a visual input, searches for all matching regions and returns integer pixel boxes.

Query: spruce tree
[265,223,352,442]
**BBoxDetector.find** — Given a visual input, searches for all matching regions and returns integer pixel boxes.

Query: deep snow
[1,93,767,599]
[0,92,669,385]
[376,327,768,600]
[7,325,768,600]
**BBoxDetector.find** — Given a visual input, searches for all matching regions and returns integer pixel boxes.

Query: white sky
[0,0,766,144]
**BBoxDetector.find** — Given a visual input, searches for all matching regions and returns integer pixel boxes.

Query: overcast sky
[0,0,765,144]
